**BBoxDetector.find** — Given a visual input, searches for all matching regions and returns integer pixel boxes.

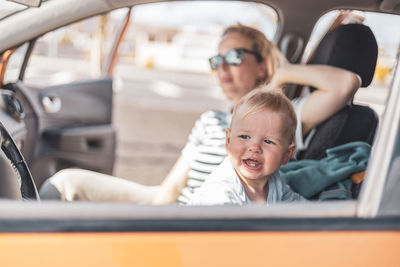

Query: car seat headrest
[310,23,378,87]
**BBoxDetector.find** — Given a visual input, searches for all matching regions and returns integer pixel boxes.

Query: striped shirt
[178,110,230,204]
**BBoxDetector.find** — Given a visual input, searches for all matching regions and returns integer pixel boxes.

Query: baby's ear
[282,143,296,165]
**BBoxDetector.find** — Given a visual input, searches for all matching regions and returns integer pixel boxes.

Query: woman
[40,24,360,204]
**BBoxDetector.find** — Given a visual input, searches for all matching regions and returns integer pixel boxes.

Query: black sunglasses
[209,48,263,70]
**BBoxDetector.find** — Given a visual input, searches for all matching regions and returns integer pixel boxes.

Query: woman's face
[217,33,266,104]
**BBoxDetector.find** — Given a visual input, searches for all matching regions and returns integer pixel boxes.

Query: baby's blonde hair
[231,85,297,145]
[222,24,286,85]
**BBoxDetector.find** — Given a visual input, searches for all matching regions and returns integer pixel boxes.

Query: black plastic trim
[19,38,37,81]
[0,217,399,233]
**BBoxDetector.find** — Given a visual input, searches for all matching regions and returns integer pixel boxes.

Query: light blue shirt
[188,158,306,206]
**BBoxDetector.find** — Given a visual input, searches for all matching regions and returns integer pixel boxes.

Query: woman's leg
[39,169,160,204]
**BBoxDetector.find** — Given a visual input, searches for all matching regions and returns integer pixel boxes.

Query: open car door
[7,78,115,188]
[0,10,129,187]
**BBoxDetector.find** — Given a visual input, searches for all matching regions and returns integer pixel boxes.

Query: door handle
[42,95,62,113]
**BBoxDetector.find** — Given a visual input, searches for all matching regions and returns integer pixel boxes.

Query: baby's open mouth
[242,158,263,170]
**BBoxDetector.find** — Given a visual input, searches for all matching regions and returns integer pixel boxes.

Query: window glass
[22,9,126,87]
[3,43,28,84]
[305,10,400,117]
[378,55,400,216]
[112,1,278,185]
[5,1,277,194]
[379,121,400,216]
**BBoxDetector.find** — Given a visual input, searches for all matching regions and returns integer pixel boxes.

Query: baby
[189,86,305,205]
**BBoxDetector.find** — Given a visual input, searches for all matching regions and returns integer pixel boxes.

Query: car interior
[0,22,373,201]
[297,23,379,161]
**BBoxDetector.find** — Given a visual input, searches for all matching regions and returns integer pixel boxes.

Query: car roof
[0,0,398,53]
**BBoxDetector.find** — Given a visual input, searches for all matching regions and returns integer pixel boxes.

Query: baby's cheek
[226,142,240,155]
[227,145,244,164]
[227,153,241,170]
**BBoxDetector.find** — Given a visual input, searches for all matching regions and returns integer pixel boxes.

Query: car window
[0,0,399,225]
[304,10,400,217]
[305,10,400,117]
[2,43,29,84]
[112,1,278,186]
[18,9,126,87]
[377,53,400,217]
[4,0,278,197]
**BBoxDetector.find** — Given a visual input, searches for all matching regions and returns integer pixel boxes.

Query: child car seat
[297,23,379,160]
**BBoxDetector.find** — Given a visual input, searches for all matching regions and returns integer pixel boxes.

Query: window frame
[0,0,399,226]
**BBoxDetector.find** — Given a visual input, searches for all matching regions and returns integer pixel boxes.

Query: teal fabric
[279,141,371,199]
[318,179,353,200]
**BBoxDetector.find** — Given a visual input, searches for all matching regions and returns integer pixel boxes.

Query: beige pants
[40,169,160,204]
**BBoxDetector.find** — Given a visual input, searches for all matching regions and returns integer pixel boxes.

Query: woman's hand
[268,60,291,90]
[268,63,360,136]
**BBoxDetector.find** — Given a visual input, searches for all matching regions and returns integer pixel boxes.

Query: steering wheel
[0,122,39,200]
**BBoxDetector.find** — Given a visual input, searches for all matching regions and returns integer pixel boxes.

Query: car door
[1,13,121,188]
[9,78,115,188]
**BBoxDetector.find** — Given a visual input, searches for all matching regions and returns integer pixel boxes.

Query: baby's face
[226,107,294,182]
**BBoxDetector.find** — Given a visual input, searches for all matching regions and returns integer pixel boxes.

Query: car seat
[296,23,379,160]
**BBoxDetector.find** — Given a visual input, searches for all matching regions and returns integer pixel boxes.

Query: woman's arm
[271,63,361,135]
[151,154,190,205]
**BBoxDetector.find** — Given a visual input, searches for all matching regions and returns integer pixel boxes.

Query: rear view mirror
[6,0,41,7]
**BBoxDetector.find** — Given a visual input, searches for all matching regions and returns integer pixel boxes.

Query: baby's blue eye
[264,139,274,145]
[239,135,250,140]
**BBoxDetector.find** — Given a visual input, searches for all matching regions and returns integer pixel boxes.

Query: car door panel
[39,124,115,170]
[8,78,115,187]
[38,79,113,127]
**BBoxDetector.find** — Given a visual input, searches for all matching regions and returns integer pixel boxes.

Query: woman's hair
[231,85,297,145]
[222,24,286,86]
